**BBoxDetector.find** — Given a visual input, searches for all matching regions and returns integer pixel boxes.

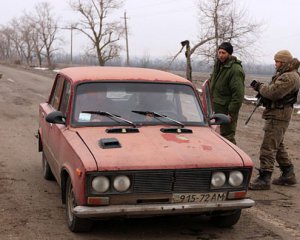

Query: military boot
[249,169,272,190]
[272,165,297,186]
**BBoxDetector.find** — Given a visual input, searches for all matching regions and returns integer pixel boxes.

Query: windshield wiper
[132,110,184,128]
[82,111,136,128]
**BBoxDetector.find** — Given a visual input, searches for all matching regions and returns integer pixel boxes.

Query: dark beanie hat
[218,42,233,55]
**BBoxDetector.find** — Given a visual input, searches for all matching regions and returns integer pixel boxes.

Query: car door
[39,75,64,175]
[45,76,71,181]
[201,79,221,133]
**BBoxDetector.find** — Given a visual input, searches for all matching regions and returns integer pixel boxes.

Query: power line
[124,1,195,19]
[124,0,183,11]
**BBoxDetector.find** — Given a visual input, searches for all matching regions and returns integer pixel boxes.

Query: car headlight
[113,175,131,192]
[229,171,244,187]
[92,176,110,193]
[211,172,226,188]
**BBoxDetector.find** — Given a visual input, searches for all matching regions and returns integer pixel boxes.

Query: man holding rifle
[249,50,300,190]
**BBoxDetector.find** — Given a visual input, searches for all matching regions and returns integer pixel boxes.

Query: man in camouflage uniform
[210,42,245,144]
[249,50,300,190]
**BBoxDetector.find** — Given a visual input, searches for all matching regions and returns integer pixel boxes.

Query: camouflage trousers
[213,102,239,145]
[260,118,292,171]
[220,112,238,145]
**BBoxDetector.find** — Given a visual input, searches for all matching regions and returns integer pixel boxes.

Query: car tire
[210,209,241,228]
[66,177,93,232]
[42,152,54,180]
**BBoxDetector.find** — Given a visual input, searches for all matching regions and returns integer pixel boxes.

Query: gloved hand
[250,80,262,91]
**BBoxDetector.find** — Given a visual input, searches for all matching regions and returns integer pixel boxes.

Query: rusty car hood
[75,126,252,171]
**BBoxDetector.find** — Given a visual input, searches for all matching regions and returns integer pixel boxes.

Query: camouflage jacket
[210,56,245,114]
[258,58,300,121]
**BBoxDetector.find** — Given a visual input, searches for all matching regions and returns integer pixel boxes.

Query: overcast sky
[0,0,300,64]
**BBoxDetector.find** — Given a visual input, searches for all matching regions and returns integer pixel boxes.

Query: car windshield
[72,82,205,126]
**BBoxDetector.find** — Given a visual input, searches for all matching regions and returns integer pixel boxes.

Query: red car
[38,66,254,232]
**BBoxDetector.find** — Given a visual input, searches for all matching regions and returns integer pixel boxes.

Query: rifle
[245,97,262,125]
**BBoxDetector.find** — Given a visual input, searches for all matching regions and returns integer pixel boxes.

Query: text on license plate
[172,192,227,203]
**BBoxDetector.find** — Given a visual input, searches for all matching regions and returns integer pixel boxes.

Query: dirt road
[0,64,299,239]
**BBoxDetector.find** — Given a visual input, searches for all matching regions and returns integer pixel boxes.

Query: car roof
[58,66,191,85]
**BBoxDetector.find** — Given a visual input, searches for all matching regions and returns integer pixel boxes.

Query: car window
[49,76,65,110]
[179,91,204,121]
[59,80,71,116]
[72,82,204,126]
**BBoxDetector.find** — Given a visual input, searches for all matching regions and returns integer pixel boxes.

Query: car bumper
[73,198,255,218]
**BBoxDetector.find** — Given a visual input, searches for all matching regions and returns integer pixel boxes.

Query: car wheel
[66,177,93,232]
[42,152,54,180]
[210,209,241,228]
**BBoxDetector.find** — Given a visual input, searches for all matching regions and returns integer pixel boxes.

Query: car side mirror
[46,111,66,125]
[209,113,231,125]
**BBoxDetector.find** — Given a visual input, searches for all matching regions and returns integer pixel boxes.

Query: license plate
[172,192,227,203]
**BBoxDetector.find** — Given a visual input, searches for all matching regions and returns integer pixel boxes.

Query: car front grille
[87,168,252,195]
[133,169,211,193]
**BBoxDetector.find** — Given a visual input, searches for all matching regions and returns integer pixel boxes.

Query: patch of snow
[244,95,258,102]
[33,67,48,71]
[294,104,300,109]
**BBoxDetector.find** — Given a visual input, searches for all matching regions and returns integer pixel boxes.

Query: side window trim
[201,79,213,118]
[59,80,71,116]
[49,75,65,110]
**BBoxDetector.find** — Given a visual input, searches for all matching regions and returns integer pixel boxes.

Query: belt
[266,104,293,110]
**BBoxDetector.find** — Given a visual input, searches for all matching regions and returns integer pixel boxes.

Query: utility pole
[123,11,130,66]
[70,25,74,64]
[61,25,75,64]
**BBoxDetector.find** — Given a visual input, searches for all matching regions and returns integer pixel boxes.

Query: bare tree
[0,2,59,66]
[31,2,60,67]
[0,32,8,60]
[196,0,261,60]
[0,26,17,61]
[2,21,22,63]
[176,0,262,80]
[4,16,42,66]
[31,23,45,67]
[69,0,125,66]
[7,19,25,63]
[17,16,36,65]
